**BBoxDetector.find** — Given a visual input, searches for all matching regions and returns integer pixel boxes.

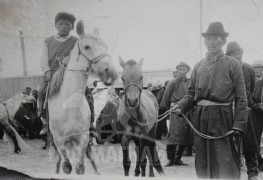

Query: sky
[0,0,263,77]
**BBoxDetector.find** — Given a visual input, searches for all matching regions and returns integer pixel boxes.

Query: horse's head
[17,91,36,104]
[119,56,144,109]
[75,20,118,85]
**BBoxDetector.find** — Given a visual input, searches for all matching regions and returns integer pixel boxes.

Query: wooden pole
[200,0,203,60]
[19,30,27,76]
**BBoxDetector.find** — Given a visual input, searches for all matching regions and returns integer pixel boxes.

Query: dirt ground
[0,139,262,180]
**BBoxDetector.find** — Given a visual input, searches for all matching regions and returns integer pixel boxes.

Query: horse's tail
[5,125,31,153]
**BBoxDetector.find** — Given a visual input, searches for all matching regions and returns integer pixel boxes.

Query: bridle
[124,83,143,109]
[58,36,110,74]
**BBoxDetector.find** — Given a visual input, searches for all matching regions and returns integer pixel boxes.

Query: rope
[181,113,235,140]
[126,100,235,140]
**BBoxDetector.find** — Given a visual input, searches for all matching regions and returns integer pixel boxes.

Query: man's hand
[45,71,52,81]
[232,129,242,136]
[171,104,182,115]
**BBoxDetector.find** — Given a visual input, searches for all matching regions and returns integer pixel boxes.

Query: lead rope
[132,102,235,140]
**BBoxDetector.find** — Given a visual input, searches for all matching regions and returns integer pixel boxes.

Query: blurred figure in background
[226,41,258,180]
[161,61,192,167]
[251,59,263,171]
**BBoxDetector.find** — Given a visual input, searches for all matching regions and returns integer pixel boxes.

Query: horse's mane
[49,56,70,98]
[126,59,137,66]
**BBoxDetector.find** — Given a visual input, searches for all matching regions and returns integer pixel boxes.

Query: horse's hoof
[134,171,140,177]
[134,168,140,177]
[14,147,21,154]
[149,173,155,177]
[141,172,146,177]
[62,161,72,174]
[76,164,85,175]
[95,171,100,175]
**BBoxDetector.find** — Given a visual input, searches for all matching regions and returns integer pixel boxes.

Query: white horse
[48,20,118,175]
[0,92,36,153]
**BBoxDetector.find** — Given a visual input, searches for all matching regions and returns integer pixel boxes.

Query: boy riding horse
[38,12,95,136]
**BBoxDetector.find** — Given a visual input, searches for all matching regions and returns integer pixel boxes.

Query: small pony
[117,56,164,177]
[0,92,36,153]
[48,20,118,175]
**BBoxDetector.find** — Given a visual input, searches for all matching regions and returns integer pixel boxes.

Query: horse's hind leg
[1,123,21,153]
[148,140,164,176]
[86,142,100,175]
[121,135,131,176]
[75,144,86,175]
[54,146,61,174]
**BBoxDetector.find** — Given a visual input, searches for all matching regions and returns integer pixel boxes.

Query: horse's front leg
[121,134,131,176]
[133,138,141,177]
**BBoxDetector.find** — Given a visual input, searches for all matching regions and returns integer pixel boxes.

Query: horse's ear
[76,20,85,38]
[119,56,126,68]
[138,58,144,68]
[93,27,99,36]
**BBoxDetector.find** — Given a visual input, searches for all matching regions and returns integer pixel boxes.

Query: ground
[0,139,262,180]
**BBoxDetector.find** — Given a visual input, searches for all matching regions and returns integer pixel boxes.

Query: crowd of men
[0,11,263,180]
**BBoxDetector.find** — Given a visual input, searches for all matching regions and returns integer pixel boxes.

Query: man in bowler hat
[172,22,248,179]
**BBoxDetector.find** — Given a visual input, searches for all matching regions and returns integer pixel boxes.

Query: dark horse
[117,57,164,177]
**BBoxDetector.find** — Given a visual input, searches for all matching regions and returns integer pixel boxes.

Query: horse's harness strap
[57,38,111,73]
[77,40,110,64]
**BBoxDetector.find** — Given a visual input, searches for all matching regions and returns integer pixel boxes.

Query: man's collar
[206,50,224,62]
[54,34,72,41]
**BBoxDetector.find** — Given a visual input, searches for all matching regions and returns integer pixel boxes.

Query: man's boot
[174,145,188,166]
[40,117,47,135]
[164,144,176,167]
[245,151,258,180]
[183,145,193,156]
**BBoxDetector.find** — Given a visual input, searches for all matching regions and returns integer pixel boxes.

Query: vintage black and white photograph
[0,0,263,179]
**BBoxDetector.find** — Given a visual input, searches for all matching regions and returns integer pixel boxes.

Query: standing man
[38,12,78,135]
[173,22,248,179]
[161,62,192,167]
[226,41,258,180]
[251,59,263,171]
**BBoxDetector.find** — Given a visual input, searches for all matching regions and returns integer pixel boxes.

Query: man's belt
[197,100,232,106]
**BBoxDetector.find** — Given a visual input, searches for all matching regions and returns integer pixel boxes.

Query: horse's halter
[123,82,143,109]
[58,36,110,75]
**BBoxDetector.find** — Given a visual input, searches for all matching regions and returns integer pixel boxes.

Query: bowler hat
[176,62,191,71]
[201,22,229,38]
[55,12,76,29]
[226,41,243,55]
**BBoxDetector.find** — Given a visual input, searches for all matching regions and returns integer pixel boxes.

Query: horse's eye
[140,77,143,80]
[84,45,90,50]
[121,77,124,81]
